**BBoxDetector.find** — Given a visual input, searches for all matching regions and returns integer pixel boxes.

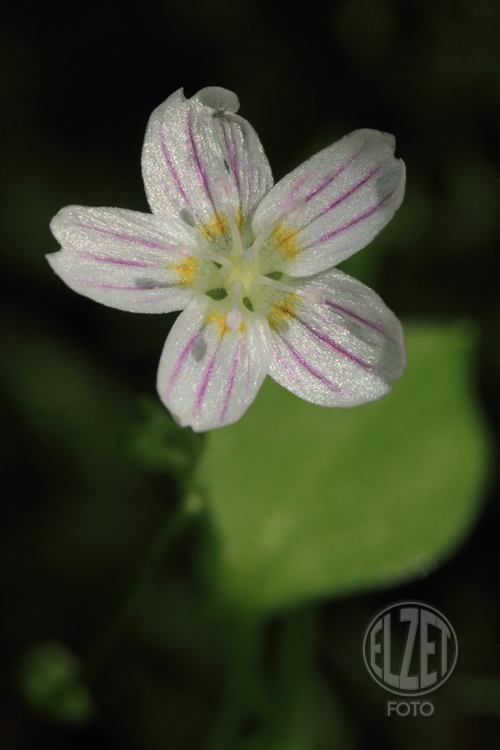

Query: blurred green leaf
[265,609,352,750]
[126,395,205,479]
[198,322,491,613]
[19,642,93,724]
[0,321,161,571]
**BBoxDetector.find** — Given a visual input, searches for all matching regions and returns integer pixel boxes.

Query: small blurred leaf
[198,322,491,613]
[19,642,93,724]
[125,395,205,478]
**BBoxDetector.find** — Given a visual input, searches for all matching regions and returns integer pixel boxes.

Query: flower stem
[83,496,198,681]
[205,614,272,750]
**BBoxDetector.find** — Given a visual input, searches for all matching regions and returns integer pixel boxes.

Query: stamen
[253,275,300,295]
[214,176,232,200]
[225,308,242,332]
[284,198,307,220]
[225,279,244,332]
[302,285,326,304]
[214,176,245,255]
[169,244,194,258]
[253,275,325,304]
[246,198,306,261]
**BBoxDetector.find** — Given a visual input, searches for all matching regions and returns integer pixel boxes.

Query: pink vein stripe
[298,318,371,369]
[277,334,346,394]
[167,331,203,398]
[85,281,161,291]
[158,128,196,212]
[284,174,309,207]
[76,223,169,253]
[195,350,218,415]
[160,176,183,212]
[274,348,300,382]
[304,145,365,203]
[303,165,383,230]
[220,342,241,423]
[220,119,241,194]
[77,249,155,269]
[304,192,392,249]
[187,113,217,211]
[325,300,387,337]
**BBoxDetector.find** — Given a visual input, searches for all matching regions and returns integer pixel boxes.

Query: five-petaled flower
[48,87,406,432]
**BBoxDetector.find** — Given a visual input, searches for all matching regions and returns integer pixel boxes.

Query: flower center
[172,178,324,332]
[225,255,260,295]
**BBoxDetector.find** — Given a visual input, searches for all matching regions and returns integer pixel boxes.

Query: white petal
[268,268,405,406]
[48,205,205,313]
[252,129,405,277]
[142,88,273,227]
[157,295,272,431]
[194,86,239,113]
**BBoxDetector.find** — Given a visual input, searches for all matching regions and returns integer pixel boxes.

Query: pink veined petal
[157,295,272,431]
[268,267,405,406]
[48,205,204,313]
[252,129,405,277]
[141,88,273,227]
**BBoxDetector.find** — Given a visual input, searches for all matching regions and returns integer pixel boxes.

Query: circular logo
[362,601,458,697]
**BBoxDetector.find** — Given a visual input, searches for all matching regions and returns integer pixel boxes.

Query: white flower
[48,87,406,432]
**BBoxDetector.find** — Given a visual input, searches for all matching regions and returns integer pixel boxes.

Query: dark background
[1,1,499,748]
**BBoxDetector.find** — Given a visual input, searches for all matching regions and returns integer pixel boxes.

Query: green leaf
[125,395,205,477]
[197,322,491,614]
[19,642,93,724]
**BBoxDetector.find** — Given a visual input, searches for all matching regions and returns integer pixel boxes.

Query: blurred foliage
[199,322,490,613]
[1,0,500,748]
[19,643,93,725]
[126,396,206,480]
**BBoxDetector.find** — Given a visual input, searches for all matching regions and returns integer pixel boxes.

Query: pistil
[225,279,244,332]
[199,182,324,327]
